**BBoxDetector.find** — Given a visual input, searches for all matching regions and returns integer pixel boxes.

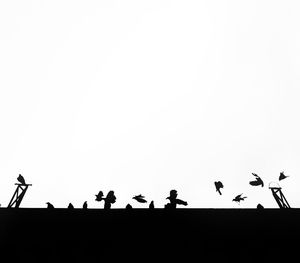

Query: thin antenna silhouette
[269,182,290,208]
[8,175,32,208]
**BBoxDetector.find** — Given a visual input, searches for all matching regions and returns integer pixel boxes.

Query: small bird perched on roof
[214,181,224,195]
[133,194,147,203]
[95,191,104,202]
[46,202,54,209]
[83,201,88,209]
[249,173,264,187]
[232,194,247,204]
[68,203,74,209]
[257,203,264,210]
[17,174,26,185]
[279,171,289,181]
[149,201,154,209]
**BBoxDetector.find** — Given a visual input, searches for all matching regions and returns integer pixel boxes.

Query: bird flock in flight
[12,171,290,209]
[214,171,290,206]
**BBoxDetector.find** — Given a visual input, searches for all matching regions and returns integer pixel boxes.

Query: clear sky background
[0,1,299,208]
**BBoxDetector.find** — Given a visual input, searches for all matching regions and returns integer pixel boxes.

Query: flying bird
[214,181,224,195]
[17,174,26,185]
[95,191,104,202]
[232,194,247,204]
[149,201,154,209]
[279,171,289,181]
[249,173,264,187]
[68,203,74,209]
[83,201,88,209]
[133,194,147,203]
[46,202,54,209]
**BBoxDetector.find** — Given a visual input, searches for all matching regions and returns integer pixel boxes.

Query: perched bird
[46,202,54,209]
[83,201,88,209]
[249,173,264,187]
[279,171,289,181]
[68,203,74,209]
[95,191,104,202]
[232,194,247,204]
[125,204,132,209]
[133,194,147,203]
[149,201,154,209]
[214,181,224,195]
[257,203,264,210]
[17,174,26,185]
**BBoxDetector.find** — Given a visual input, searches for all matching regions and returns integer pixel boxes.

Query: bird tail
[217,189,222,195]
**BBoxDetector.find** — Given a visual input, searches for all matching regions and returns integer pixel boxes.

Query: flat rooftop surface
[1,208,298,262]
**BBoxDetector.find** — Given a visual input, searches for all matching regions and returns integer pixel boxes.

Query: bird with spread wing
[279,171,289,181]
[249,173,264,187]
[133,194,147,203]
[232,194,247,204]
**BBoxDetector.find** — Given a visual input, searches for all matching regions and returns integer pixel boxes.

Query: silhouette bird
[17,174,26,185]
[214,181,224,195]
[104,191,116,209]
[249,173,264,187]
[46,202,54,209]
[95,191,104,202]
[68,203,74,209]
[83,201,88,209]
[95,190,116,209]
[125,204,132,209]
[232,194,247,204]
[149,201,154,209]
[257,203,264,209]
[279,171,289,181]
[133,194,147,203]
[165,190,188,209]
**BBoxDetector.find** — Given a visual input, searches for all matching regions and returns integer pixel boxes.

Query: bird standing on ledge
[17,174,26,185]
[83,201,88,209]
[46,202,54,209]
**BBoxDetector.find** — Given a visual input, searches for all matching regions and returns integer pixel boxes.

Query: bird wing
[250,180,260,186]
[215,181,223,189]
[279,172,288,180]
[252,173,259,179]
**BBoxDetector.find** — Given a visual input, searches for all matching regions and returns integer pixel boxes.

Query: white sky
[0,1,299,208]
